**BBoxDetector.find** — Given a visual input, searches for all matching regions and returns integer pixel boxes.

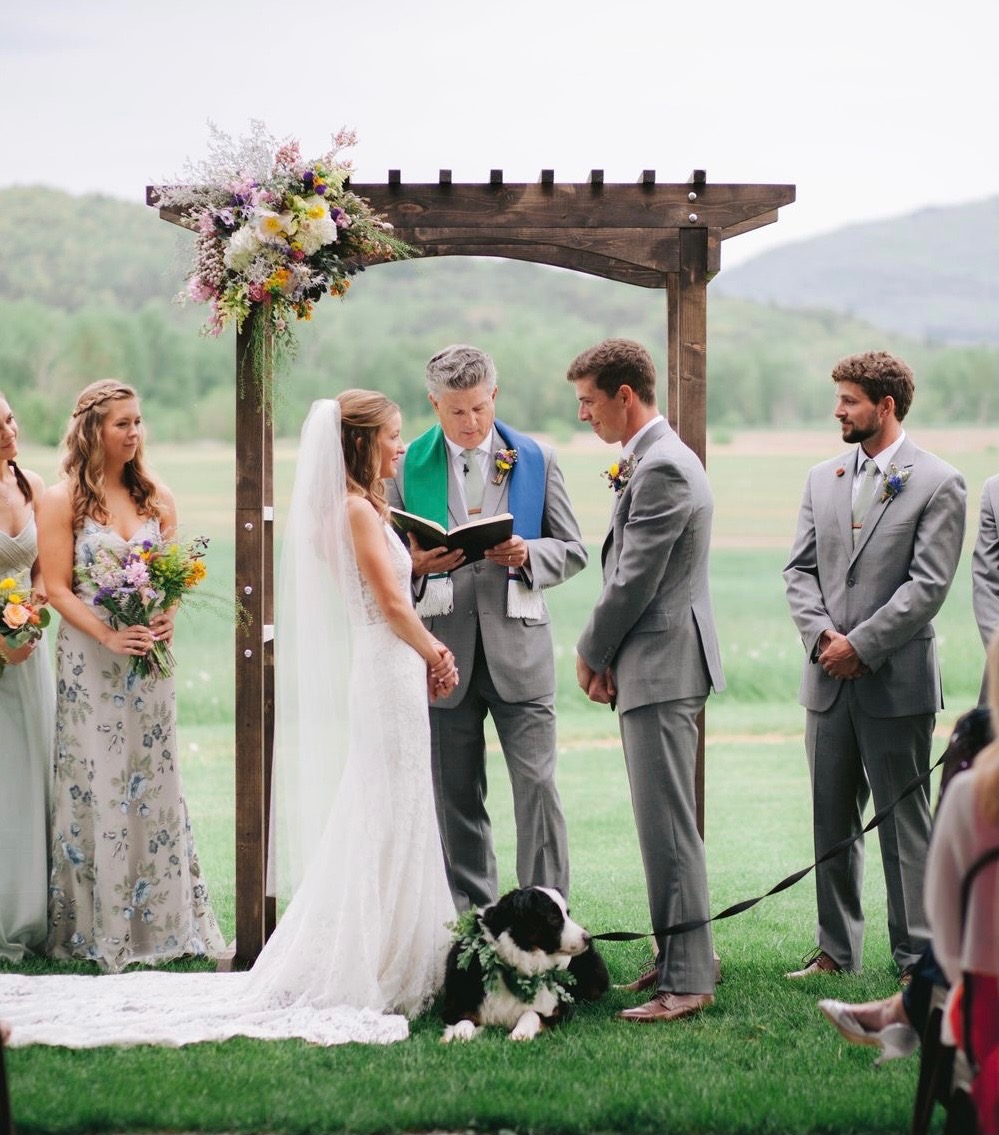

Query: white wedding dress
[0,401,455,1048]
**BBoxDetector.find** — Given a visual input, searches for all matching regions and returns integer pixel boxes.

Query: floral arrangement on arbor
[153,121,411,355]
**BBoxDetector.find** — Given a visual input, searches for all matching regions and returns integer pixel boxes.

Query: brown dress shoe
[785,950,842,979]
[615,964,659,993]
[617,992,714,1022]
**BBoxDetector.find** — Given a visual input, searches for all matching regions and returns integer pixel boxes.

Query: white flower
[254,208,295,244]
[294,214,339,256]
[223,225,262,271]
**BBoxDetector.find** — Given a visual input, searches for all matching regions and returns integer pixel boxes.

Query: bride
[0,392,459,1047]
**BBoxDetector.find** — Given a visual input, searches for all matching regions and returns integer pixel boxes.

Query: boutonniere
[603,454,637,496]
[493,447,518,485]
[880,462,911,503]
[835,466,846,478]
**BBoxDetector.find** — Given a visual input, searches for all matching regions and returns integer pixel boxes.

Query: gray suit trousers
[805,683,933,971]
[429,634,570,912]
[619,694,715,994]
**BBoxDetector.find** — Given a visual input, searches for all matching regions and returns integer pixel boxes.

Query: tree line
[1,188,995,443]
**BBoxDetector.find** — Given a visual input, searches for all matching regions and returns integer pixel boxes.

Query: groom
[388,344,586,912]
[567,338,724,1023]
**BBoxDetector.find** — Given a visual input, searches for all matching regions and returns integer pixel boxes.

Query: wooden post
[666,226,709,836]
[231,309,274,965]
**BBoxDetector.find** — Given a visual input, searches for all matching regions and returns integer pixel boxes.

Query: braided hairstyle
[0,392,32,503]
[337,389,399,519]
[61,380,160,530]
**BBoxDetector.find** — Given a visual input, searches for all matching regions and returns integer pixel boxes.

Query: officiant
[387,343,586,911]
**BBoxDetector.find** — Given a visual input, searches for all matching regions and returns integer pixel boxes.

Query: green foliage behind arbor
[1,187,995,443]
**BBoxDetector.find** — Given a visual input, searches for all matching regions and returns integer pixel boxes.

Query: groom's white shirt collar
[621,414,664,460]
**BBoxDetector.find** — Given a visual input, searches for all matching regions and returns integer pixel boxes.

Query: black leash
[591,748,946,943]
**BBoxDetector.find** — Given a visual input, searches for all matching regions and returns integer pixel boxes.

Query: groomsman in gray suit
[567,338,725,1023]
[784,350,966,980]
[972,473,999,700]
[388,344,586,911]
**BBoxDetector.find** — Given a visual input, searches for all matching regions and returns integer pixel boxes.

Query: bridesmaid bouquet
[0,575,50,677]
[78,536,210,680]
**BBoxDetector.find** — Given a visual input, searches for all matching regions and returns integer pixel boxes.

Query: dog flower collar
[448,909,577,1005]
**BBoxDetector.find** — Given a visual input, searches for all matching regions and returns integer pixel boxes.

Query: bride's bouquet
[78,535,210,681]
[0,575,50,677]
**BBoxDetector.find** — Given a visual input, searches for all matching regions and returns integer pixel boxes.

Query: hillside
[714,196,999,345]
[0,188,995,441]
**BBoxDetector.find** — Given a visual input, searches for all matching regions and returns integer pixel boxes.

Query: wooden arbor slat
[147,170,794,965]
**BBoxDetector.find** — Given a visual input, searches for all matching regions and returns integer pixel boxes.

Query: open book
[389,509,514,566]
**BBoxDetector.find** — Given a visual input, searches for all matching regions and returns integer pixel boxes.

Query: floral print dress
[47,517,224,971]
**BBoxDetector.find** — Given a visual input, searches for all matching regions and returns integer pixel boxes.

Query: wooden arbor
[149,169,794,965]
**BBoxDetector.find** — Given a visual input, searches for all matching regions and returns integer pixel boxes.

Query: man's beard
[841,422,876,445]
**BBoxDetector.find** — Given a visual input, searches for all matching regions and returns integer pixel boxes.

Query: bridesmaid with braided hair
[0,392,55,961]
[38,380,224,970]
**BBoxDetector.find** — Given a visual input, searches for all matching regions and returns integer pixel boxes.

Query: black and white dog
[441,886,609,1042]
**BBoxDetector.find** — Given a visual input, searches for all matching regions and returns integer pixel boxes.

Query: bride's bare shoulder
[344,493,381,536]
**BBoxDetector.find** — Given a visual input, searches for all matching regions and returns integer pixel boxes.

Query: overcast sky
[3,0,996,267]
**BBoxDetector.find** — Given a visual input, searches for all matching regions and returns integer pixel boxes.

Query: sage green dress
[0,515,55,961]
[46,517,225,971]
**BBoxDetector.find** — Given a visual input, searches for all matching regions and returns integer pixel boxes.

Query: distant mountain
[713,197,999,345]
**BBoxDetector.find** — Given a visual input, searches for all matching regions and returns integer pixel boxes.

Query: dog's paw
[509,1011,543,1041]
[441,1019,479,1044]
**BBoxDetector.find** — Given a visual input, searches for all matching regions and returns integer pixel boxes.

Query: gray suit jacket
[388,433,586,706]
[577,419,725,715]
[972,473,999,649]
[784,437,966,717]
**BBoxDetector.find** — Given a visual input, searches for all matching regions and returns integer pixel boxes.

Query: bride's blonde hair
[60,379,160,530]
[337,389,399,519]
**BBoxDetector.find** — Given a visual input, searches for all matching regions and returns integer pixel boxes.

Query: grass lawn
[5,426,994,1132]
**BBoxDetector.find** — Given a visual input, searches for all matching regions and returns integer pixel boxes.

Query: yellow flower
[7,593,23,605]
[0,577,16,591]
[608,463,620,479]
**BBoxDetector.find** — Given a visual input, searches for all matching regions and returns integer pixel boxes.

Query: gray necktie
[462,448,484,512]
[852,458,880,546]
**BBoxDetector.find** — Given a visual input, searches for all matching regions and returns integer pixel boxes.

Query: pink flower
[188,277,217,303]
[123,558,150,587]
[274,140,302,170]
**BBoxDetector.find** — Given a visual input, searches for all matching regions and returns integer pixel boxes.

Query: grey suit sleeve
[848,471,967,670]
[783,473,833,661]
[577,459,689,671]
[972,475,999,647]
[521,447,587,591]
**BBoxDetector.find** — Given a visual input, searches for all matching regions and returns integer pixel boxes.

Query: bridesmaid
[39,379,224,971]
[0,392,55,962]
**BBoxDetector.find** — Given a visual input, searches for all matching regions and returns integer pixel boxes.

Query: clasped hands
[817,629,869,680]
[105,609,176,657]
[428,640,459,702]
[576,655,616,705]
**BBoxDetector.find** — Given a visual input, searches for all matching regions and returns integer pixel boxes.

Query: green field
[6,426,995,1133]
